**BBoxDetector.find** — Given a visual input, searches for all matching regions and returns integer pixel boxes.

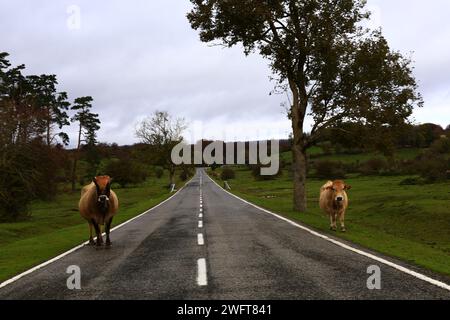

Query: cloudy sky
[1,0,449,146]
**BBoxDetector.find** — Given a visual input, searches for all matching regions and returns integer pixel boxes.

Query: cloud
[1,0,449,147]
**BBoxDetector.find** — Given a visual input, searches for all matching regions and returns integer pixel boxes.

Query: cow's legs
[105,217,113,246]
[339,212,346,232]
[88,223,95,245]
[330,213,337,231]
[91,219,103,247]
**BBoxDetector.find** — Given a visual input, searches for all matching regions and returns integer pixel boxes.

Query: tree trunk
[71,158,78,192]
[289,79,308,212]
[71,124,82,192]
[292,142,307,212]
[169,165,175,187]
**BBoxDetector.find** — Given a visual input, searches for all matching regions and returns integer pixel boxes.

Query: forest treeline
[1,51,449,222]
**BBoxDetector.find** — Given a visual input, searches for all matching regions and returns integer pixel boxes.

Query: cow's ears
[326,186,334,191]
[345,185,352,190]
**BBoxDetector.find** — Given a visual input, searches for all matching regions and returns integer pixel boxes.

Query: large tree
[135,111,186,186]
[188,0,422,211]
[70,96,101,191]
[0,53,70,147]
[27,74,71,146]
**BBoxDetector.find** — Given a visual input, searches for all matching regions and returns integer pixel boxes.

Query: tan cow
[79,176,119,246]
[319,180,351,232]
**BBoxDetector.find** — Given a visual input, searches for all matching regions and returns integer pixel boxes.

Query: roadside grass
[0,173,188,282]
[211,166,450,277]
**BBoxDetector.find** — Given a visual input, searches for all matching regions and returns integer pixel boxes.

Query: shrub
[0,145,37,221]
[179,166,193,181]
[220,167,235,180]
[415,155,449,183]
[429,137,450,155]
[359,158,388,176]
[399,177,426,186]
[105,159,149,188]
[314,160,346,179]
[154,166,164,179]
[211,163,221,171]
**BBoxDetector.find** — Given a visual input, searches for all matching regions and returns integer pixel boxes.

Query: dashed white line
[197,258,208,286]
[197,233,205,246]
[198,220,203,228]
[199,213,203,218]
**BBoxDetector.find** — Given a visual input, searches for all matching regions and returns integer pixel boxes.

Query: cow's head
[93,176,112,213]
[326,180,351,203]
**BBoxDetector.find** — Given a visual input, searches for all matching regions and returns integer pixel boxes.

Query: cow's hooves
[105,241,112,247]
[330,227,337,232]
[88,240,95,246]
[341,229,347,233]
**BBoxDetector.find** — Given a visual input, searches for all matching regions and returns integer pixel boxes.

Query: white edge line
[207,173,450,292]
[197,258,207,286]
[198,221,203,228]
[0,176,195,290]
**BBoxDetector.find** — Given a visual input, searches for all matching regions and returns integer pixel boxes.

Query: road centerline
[197,258,207,286]
[197,233,205,246]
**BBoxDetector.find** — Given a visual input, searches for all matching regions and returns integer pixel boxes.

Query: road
[0,169,449,300]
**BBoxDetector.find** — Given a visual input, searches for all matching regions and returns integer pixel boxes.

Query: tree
[27,74,71,146]
[0,52,72,219]
[70,96,101,191]
[135,111,186,186]
[188,0,422,211]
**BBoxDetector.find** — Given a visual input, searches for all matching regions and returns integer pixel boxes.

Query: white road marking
[198,220,203,228]
[200,208,203,212]
[197,233,205,246]
[199,213,203,218]
[197,258,207,286]
[0,177,195,290]
[207,174,450,292]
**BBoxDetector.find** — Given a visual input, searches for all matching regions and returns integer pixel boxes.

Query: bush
[154,166,164,179]
[220,167,235,180]
[429,137,450,155]
[399,177,426,186]
[359,158,388,175]
[211,163,221,171]
[0,145,37,221]
[179,166,193,181]
[314,160,346,179]
[415,155,450,183]
[105,159,149,188]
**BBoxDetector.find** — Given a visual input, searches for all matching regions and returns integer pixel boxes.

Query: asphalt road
[0,169,449,300]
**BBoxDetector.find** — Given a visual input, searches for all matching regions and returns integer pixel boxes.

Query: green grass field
[0,173,188,282]
[280,147,422,164]
[211,164,450,277]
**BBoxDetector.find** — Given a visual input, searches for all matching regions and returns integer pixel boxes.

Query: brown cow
[79,176,119,246]
[319,180,351,232]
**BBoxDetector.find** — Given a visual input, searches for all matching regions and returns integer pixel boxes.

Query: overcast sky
[1,0,449,146]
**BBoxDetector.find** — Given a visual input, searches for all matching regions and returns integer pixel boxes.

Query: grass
[0,172,189,282]
[280,147,423,164]
[211,166,450,277]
